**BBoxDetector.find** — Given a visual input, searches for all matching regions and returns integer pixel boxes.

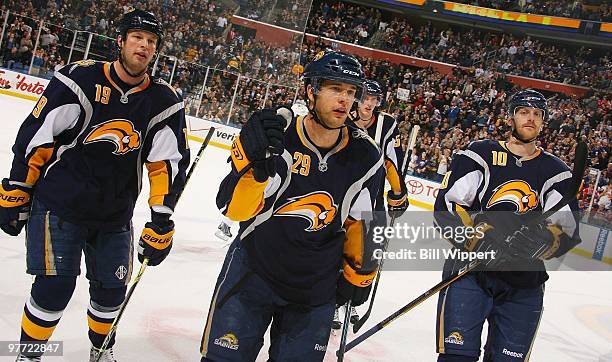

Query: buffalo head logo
[274,191,338,232]
[486,180,538,214]
[84,119,141,155]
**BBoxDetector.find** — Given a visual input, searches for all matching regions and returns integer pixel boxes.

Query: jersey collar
[104,62,151,104]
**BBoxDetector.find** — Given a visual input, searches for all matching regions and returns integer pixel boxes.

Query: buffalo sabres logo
[274,191,338,232]
[486,180,538,214]
[83,119,141,155]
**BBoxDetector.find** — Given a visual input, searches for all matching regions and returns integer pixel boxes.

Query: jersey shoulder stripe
[346,124,381,158]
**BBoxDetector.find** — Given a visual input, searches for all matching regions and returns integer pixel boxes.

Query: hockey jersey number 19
[9,61,190,229]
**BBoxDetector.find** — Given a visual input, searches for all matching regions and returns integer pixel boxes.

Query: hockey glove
[506,222,563,260]
[387,189,409,219]
[336,262,375,306]
[231,109,286,182]
[464,223,513,269]
[336,275,372,307]
[0,178,31,236]
[138,211,174,266]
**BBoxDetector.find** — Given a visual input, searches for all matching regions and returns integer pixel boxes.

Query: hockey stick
[352,213,397,333]
[343,141,588,355]
[181,127,216,200]
[354,126,417,333]
[336,300,353,361]
[96,127,215,361]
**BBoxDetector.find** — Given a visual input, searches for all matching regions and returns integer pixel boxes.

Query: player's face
[310,80,357,127]
[120,30,158,75]
[358,94,379,120]
[512,106,544,140]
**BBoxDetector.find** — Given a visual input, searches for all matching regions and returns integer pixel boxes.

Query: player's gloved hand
[336,262,375,306]
[0,178,31,236]
[464,223,513,269]
[506,222,562,260]
[231,109,286,182]
[336,275,373,306]
[387,189,409,219]
[138,210,174,266]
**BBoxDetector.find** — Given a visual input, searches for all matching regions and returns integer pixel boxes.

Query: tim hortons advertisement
[0,69,49,101]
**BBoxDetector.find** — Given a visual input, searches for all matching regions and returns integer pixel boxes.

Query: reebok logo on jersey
[84,119,141,155]
[274,191,337,232]
[214,333,239,350]
[444,331,464,345]
[502,348,524,358]
[486,180,538,214]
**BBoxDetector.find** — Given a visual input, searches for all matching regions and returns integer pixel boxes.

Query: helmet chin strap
[511,128,538,143]
[118,46,148,78]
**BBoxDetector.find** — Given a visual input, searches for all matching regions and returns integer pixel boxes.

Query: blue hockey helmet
[508,89,548,121]
[303,51,365,99]
[360,79,385,107]
[116,9,164,77]
[117,9,164,47]
[364,79,384,97]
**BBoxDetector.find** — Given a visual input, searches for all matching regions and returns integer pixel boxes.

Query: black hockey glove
[506,222,562,261]
[464,223,514,270]
[387,189,409,219]
[138,210,174,266]
[231,109,286,182]
[0,178,31,236]
[336,274,372,307]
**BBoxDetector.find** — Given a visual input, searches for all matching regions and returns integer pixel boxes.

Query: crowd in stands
[306,1,382,45]
[308,0,611,89]
[271,0,315,30]
[453,0,612,22]
[0,2,609,219]
[3,1,611,88]
[236,0,276,22]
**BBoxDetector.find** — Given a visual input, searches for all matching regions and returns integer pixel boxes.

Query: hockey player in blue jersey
[0,9,190,362]
[199,51,385,361]
[433,89,581,361]
[332,79,409,328]
[349,80,408,218]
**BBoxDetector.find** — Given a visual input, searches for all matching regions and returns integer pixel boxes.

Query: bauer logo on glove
[0,186,30,207]
[141,226,174,248]
[138,214,175,266]
[0,178,32,236]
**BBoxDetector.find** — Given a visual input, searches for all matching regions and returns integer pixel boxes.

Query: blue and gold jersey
[348,110,406,210]
[217,116,385,305]
[9,60,190,229]
[434,139,580,287]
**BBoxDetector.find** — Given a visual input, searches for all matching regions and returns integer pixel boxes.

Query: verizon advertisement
[186,116,239,150]
[0,69,49,100]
